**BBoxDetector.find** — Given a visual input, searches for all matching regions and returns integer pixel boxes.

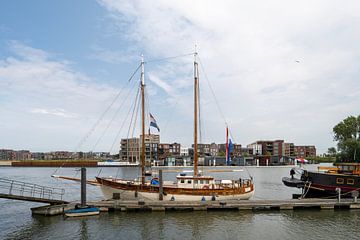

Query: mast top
[194,44,198,63]
[141,54,145,86]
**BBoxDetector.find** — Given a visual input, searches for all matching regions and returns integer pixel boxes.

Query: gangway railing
[0,178,65,201]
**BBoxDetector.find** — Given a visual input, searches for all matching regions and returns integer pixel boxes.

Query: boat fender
[201,196,206,202]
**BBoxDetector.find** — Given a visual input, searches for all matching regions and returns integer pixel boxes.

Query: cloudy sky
[1,0,359,153]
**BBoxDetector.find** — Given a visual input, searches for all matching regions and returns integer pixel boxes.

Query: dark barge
[282,163,360,198]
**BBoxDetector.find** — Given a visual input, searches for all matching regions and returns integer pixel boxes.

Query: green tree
[218,151,225,157]
[327,147,337,157]
[333,115,360,162]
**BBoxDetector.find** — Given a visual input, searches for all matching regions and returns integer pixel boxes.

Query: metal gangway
[0,178,68,205]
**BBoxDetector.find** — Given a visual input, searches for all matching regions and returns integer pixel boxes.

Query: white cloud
[0,41,133,152]
[31,108,75,118]
[98,0,360,153]
[147,73,173,94]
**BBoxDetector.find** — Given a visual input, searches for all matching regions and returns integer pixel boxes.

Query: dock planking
[0,193,68,205]
[31,198,360,216]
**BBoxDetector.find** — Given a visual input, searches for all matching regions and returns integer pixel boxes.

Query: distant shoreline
[0,160,315,168]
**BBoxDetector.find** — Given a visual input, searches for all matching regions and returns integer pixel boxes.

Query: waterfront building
[272,140,284,157]
[120,138,140,163]
[180,147,189,156]
[232,143,242,157]
[240,147,253,156]
[284,143,295,157]
[0,149,16,160]
[247,143,262,155]
[120,134,159,164]
[31,152,45,160]
[158,142,180,160]
[209,143,218,156]
[192,143,211,156]
[294,145,316,158]
[15,150,31,160]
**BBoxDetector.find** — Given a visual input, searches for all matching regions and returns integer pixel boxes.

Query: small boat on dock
[64,206,100,217]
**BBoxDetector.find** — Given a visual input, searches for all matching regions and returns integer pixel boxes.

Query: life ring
[202,185,210,189]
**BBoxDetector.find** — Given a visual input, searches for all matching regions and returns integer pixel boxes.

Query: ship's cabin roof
[333,163,360,175]
[334,163,360,166]
[176,175,214,180]
[176,174,216,188]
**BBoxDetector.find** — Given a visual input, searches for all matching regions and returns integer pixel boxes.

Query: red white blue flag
[149,113,160,132]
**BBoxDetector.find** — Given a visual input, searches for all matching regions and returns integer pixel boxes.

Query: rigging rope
[126,83,141,139]
[197,56,228,126]
[146,53,194,63]
[91,77,139,152]
[108,85,140,153]
[131,87,141,139]
[73,63,141,152]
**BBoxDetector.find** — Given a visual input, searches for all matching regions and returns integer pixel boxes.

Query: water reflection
[4,210,360,240]
[3,164,357,240]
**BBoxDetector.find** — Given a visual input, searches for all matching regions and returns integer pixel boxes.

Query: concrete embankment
[2,160,139,167]
[11,161,98,167]
[0,161,12,166]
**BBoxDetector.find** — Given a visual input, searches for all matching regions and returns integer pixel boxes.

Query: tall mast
[141,55,146,185]
[193,51,199,176]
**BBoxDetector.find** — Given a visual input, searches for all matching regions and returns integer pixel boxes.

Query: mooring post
[336,187,341,203]
[81,167,86,206]
[159,169,163,201]
[352,190,359,203]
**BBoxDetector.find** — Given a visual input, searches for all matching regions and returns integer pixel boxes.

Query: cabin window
[200,180,203,184]
[187,180,192,184]
[336,178,344,184]
[180,179,185,183]
[347,179,355,185]
[205,180,209,184]
[194,180,198,184]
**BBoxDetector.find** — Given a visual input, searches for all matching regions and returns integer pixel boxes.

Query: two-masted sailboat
[95,52,255,201]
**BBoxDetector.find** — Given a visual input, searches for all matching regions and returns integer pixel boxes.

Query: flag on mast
[226,126,233,165]
[149,113,160,132]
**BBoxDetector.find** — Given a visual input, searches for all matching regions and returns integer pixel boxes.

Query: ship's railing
[0,178,65,200]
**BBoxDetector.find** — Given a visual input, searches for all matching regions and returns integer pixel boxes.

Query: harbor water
[1,164,360,240]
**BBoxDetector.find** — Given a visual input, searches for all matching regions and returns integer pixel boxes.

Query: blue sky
[1,0,360,154]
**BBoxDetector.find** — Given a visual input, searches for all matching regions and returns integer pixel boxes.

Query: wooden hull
[96,177,254,201]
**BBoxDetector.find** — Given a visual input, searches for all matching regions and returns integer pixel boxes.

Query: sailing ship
[95,52,255,201]
[282,163,360,198]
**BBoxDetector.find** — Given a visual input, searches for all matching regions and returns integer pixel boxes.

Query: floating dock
[31,198,360,216]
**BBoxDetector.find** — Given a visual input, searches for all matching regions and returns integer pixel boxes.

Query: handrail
[0,178,65,200]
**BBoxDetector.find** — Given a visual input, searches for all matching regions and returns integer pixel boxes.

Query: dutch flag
[149,113,160,132]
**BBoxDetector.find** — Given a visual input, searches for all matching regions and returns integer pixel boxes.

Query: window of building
[347,179,355,185]
[336,178,344,184]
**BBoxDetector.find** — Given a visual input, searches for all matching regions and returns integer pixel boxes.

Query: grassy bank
[306,156,336,163]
